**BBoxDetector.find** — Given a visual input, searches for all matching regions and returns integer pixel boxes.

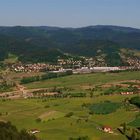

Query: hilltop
[0,25,140,66]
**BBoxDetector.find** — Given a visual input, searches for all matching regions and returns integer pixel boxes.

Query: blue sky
[0,0,140,28]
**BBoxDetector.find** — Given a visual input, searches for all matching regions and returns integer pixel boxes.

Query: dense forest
[0,121,37,140]
[0,25,140,65]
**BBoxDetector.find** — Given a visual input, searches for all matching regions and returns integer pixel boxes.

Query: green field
[0,71,140,140]
[89,101,121,114]
[0,94,138,140]
[25,71,140,89]
[128,117,140,127]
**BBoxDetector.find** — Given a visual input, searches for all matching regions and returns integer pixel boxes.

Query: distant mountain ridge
[0,25,140,66]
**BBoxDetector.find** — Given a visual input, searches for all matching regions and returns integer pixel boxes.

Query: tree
[0,121,37,140]
[122,122,127,135]
[65,112,74,117]
[90,91,93,98]
[131,129,136,140]
[129,96,140,108]
[137,131,140,140]
[35,118,41,123]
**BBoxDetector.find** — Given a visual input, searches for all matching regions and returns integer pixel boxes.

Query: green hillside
[0,25,140,65]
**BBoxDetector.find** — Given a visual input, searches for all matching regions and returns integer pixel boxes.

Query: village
[1,55,140,140]
[0,69,140,140]
[10,57,140,73]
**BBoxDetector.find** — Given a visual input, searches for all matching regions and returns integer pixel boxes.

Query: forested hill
[0,121,37,140]
[0,25,140,65]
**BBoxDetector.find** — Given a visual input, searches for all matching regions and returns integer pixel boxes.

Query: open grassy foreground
[0,71,140,140]
[0,94,139,140]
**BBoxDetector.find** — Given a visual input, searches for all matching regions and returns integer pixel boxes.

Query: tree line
[20,71,72,84]
[0,121,37,140]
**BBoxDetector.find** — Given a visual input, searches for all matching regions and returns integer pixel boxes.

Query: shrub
[69,136,89,140]
[129,96,140,108]
[65,112,74,117]
[44,105,50,108]
[35,118,41,123]
[69,93,86,98]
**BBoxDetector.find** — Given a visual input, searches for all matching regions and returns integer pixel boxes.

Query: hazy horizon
[1,24,140,30]
[0,0,140,28]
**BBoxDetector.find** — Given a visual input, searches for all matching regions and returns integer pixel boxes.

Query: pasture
[0,94,138,140]
[0,71,139,140]
[25,71,140,90]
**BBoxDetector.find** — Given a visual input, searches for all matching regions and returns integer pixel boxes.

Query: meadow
[0,71,140,140]
[0,95,139,140]
[25,71,140,89]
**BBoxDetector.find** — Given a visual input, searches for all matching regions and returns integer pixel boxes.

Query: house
[102,126,113,133]
[120,92,134,95]
[29,129,40,134]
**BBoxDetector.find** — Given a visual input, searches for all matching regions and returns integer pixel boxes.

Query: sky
[0,0,140,28]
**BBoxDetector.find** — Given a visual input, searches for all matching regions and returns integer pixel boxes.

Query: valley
[0,71,140,140]
[0,25,140,140]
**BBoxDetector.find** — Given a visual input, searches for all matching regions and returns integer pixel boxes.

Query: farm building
[102,126,113,133]
[29,129,40,134]
[120,92,134,95]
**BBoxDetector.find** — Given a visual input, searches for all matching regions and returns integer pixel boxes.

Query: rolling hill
[0,25,140,66]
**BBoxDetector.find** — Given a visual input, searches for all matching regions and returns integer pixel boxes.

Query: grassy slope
[0,95,138,140]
